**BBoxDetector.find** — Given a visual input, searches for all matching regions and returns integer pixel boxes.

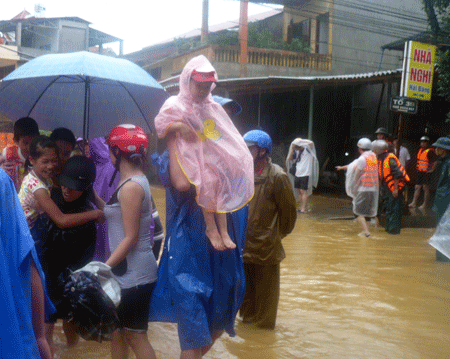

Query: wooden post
[397,113,403,154]
[239,0,248,77]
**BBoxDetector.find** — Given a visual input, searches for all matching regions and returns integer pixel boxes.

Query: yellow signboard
[401,41,436,101]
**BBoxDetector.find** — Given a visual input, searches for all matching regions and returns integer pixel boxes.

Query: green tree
[423,0,450,120]
[174,22,311,54]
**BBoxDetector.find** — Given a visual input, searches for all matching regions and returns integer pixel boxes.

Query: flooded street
[53,189,450,359]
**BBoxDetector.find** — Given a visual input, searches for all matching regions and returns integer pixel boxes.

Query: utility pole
[239,0,248,77]
[201,0,209,44]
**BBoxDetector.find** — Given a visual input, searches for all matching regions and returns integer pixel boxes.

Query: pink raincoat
[155,55,254,213]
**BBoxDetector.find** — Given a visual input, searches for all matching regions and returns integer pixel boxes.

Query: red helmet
[107,124,148,156]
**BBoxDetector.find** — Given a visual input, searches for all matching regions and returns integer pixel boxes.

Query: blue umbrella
[0,51,168,138]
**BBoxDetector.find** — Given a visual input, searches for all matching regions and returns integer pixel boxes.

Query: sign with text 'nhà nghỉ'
[400,41,436,101]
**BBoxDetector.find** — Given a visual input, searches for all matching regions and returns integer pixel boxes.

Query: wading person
[372,139,410,235]
[148,55,252,358]
[101,125,158,359]
[430,137,450,261]
[432,137,450,220]
[336,138,379,237]
[409,136,437,210]
[0,167,54,359]
[240,129,297,329]
[42,155,98,350]
[286,138,319,213]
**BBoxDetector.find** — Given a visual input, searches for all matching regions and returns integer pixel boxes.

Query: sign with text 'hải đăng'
[400,41,436,101]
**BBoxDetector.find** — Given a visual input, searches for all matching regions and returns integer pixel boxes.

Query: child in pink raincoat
[155,55,254,251]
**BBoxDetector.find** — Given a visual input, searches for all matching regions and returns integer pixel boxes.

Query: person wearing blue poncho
[148,149,249,358]
[0,168,54,359]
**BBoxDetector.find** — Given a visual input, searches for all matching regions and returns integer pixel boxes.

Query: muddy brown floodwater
[53,190,450,359]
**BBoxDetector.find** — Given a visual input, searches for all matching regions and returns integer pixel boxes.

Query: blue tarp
[148,150,248,350]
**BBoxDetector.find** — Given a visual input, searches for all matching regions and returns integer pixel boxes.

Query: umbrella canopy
[0,51,168,138]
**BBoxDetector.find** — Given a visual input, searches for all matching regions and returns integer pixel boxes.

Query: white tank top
[105,175,157,289]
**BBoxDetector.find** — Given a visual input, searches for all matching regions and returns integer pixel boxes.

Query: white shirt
[395,146,410,169]
[295,148,313,177]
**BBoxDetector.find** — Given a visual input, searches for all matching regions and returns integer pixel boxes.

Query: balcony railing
[214,45,331,71]
[171,44,331,74]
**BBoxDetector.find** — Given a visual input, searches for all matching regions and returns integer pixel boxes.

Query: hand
[176,122,197,142]
[336,166,343,171]
[95,209,106,223]
[392,188,398,198]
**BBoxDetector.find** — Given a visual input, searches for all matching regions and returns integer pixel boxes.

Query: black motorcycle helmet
[59,155,96,191]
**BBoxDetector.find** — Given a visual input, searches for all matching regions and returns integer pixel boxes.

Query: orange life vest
[416,147,434,172]
[360,153,378,187]
[378,152,410,193]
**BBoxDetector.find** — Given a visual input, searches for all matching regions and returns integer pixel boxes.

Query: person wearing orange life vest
[409,136,438,210]
[372,139,410,234]
[0,117,40,191]
[336,138,379,237]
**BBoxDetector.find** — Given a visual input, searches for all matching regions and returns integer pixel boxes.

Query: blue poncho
[148,150,248,350]
[0,169,55,358]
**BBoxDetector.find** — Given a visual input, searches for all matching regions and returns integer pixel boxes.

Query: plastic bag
[77,261,121,306]
[63,262,120,342]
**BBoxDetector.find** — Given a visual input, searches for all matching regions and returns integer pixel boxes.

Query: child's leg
[216,213,236,249]
[203,209,226,251]
[167,133,191,192]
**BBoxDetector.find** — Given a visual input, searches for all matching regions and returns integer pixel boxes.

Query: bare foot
[418,205,427,211]
[408,203,417,208]
[221,233,236,250]
[206,227,226,251]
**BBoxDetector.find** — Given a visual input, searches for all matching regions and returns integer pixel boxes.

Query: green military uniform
[240,158,297,329]
[378,152,409,234]
[433,154,450,221]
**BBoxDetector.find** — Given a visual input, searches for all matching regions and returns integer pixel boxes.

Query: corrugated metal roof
[162,69,403,94]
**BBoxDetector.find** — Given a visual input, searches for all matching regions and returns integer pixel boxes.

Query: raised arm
[34,188,103,229]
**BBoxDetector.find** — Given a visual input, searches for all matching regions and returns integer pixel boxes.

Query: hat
[420,136,430,142]
[59,155,96,191]
[357,137,372,150]
[372,139,388,153]
[213,95,242,116]
[433,137,450,150]
[191,69,217,83]
[375,127,388,135]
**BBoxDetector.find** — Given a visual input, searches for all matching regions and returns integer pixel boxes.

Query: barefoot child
[154,55,254,251]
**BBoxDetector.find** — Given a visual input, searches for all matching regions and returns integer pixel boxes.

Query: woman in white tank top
[97,124,157,359]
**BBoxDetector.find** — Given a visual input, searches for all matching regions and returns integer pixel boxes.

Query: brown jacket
[243,158,297,265]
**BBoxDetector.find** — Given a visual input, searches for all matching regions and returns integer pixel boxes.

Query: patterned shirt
[18,171,53,229]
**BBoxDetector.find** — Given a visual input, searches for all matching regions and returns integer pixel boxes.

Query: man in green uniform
[240,130,297,329]
[430,137,450,261]
[372,139,410,234]
[432,137,450,220]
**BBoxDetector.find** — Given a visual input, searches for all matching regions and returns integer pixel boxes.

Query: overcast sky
[3,0,281,54]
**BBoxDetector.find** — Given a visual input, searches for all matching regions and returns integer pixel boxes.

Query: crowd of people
[0,55,297,359]
[2,53,450,359]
